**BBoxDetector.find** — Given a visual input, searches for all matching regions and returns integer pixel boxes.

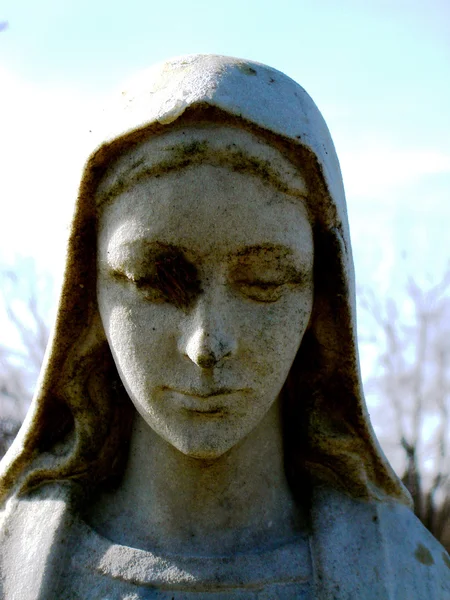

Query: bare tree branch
[359,267,450,550]
[0,258,54,456]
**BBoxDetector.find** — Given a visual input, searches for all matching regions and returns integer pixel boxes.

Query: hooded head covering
[3,55,450,600]
[0,54,409,507]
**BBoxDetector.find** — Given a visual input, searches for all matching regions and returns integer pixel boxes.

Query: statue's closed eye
[111,249,201,309]
[229,245,307,303]
[107,242,307,308]
[232,280,287,303]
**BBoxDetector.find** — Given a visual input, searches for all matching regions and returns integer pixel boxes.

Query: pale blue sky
[3,0,449,136]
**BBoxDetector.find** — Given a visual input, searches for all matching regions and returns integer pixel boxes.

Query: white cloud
[0,67,104,271]
[339,142,450,199]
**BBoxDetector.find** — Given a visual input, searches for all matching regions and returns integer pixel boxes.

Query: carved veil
[0,55,448,599]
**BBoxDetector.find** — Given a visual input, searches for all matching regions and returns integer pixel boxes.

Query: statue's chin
[158,426,242,461]
[176,445,231,461]
[132,389,284,463]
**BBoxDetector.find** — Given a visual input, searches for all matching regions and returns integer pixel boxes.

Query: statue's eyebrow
[230,244,303,263]
[229,244,308,280]
[108,239,189,260]
[105,239,193,273]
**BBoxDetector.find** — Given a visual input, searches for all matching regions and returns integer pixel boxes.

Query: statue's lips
[164,388,247,416]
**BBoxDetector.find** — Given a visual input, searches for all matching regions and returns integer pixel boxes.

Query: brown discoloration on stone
[443,551,450,570]
[415,543,434,566]
[170,139,209,161]
[96,137,305,211]
[236,64,257,76]
[111,241,201,310]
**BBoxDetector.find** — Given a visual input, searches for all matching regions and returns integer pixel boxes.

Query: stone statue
[0,55,449,599]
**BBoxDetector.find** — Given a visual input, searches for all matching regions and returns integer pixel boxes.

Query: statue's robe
[1,484,449,599]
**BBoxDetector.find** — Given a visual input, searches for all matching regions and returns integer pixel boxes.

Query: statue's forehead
[96,125,308,207]
[99,164,312,262]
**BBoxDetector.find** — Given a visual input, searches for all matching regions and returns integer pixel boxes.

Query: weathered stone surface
[0,55,449,599]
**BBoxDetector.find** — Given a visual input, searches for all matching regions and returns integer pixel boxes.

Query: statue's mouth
[164,387,248,416]
[174,387,238,398]
[186,407,228,418]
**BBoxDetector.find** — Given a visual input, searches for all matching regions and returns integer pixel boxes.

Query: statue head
[0,55,410,507]
[96,124,315,460]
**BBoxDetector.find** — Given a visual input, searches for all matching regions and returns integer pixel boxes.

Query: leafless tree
[0,258,53,456]
[359,270,450,550]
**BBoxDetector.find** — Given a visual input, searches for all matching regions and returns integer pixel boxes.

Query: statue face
[97,136,314,459]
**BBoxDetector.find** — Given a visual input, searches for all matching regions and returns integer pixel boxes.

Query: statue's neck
[87,399,305,556]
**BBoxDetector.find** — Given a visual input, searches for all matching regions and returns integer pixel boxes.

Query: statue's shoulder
[313,489,450,599]
[379,501,450,596]
[0,483,76,600]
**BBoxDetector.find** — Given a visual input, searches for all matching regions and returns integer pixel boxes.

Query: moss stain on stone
[236,64,257,76]
[97,136,306,210]
[130,158,145,171]
[170,140,209,161]
[414,543,434,566]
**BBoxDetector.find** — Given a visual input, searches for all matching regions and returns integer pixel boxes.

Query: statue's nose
[185,327,237,369]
